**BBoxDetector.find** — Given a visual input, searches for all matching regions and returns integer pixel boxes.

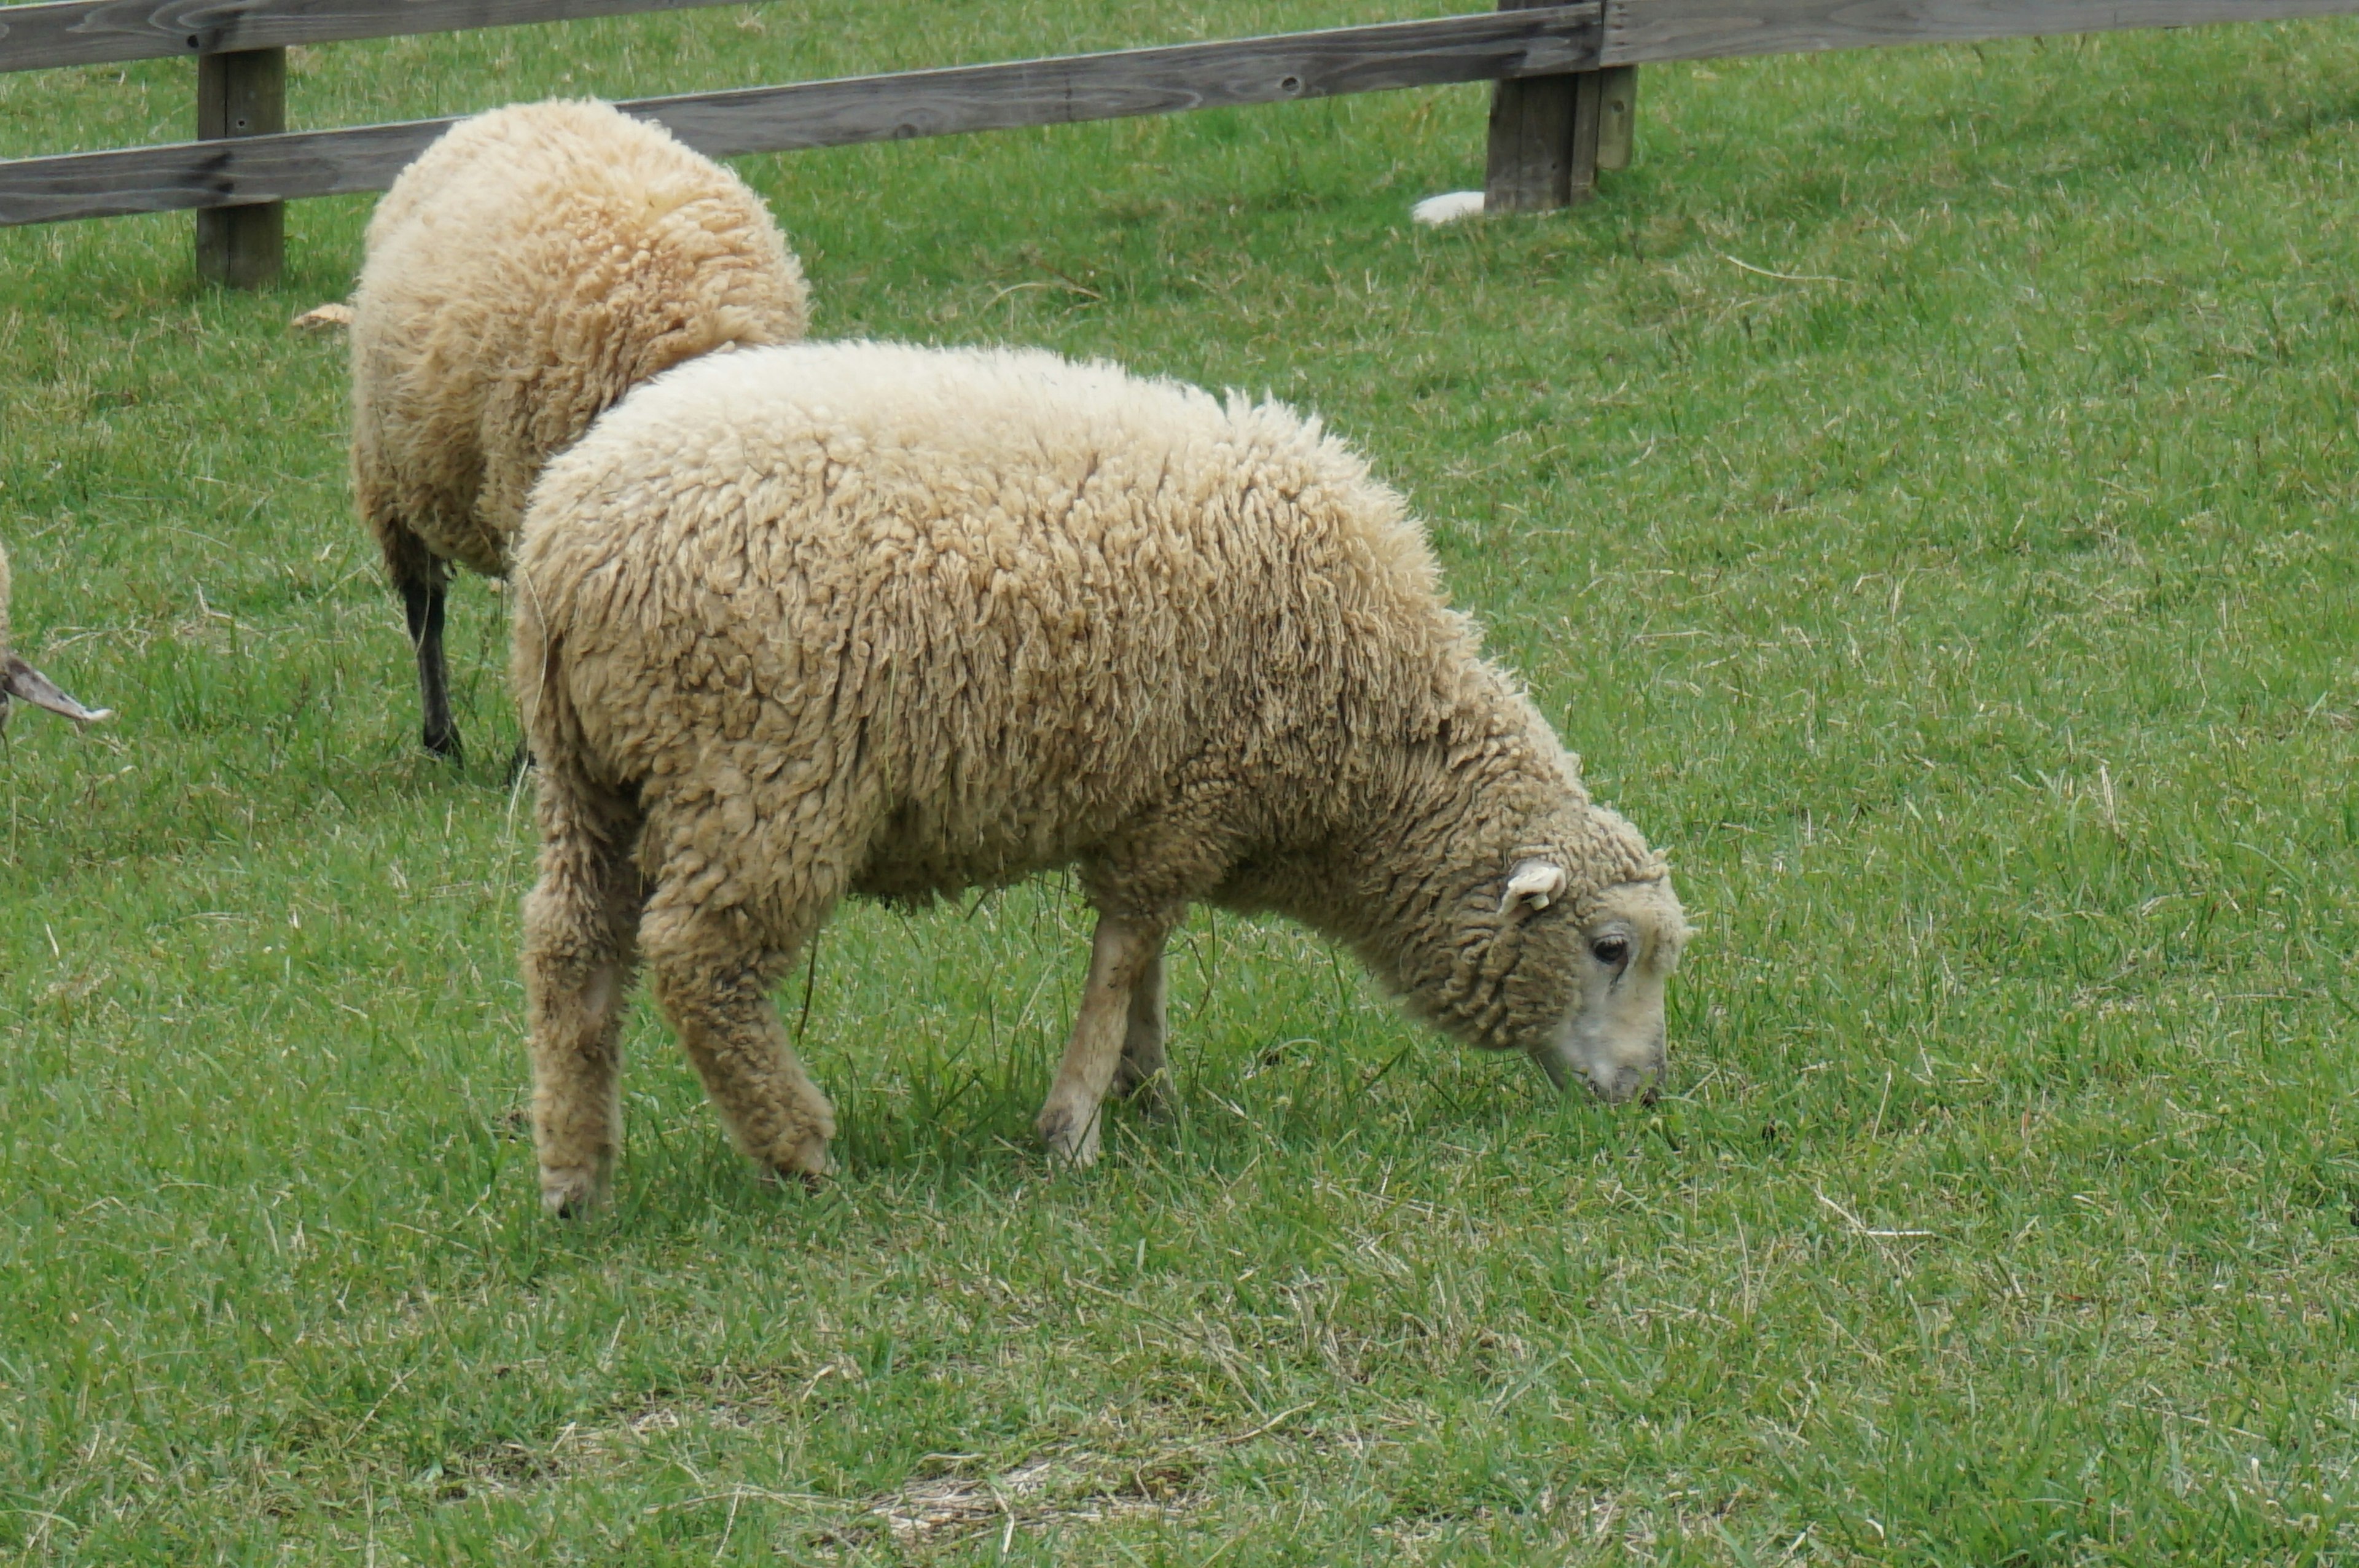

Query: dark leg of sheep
[641,901,836,1187]
[1038,913,1175,1167]
[1108,940,1171,1115]
[401,566,460,761]
[362,481,463,761]
[521,769,646,1215]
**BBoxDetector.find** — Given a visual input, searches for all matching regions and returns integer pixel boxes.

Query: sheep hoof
[1035,1105,1102,1168]
[423,725,463,762]
[540,1164,606,1217]
[762,1131,833,1187]
[1114,1067,1173,1120]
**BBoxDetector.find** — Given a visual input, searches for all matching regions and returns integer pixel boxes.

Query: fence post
[195,48,286,287]
[1484,4,1632,211]
[1595,64,1639,171]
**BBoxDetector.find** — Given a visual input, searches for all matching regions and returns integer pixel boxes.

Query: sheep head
[1378,799,1689,1106]
[1514,870,1688,1104]
[0,545,112,731]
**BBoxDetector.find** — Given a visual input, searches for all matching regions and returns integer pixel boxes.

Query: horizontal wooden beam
[1602,0,2359,65]
[9,0,2345,78]
[7,0,2352,228]
[0,5,1603,225]
[0,0,745,75]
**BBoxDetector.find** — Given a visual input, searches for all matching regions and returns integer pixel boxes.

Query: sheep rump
[512,341,1684,1211]
[349,98,808,760]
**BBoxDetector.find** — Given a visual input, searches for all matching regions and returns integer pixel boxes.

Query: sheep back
[351,99,808,580]
[511,341,1517,922]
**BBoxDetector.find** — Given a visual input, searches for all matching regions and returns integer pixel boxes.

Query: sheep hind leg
[643,908,835,1186]
[1109,941,1172,1117]
[1038,913,1173,1167]
[398,562,460,762]
[522,790,645,1216]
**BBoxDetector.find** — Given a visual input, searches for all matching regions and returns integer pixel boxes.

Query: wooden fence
[2,0,2355,286]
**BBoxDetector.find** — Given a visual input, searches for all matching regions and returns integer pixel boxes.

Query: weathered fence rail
[0,6,1605,225]
[0,0,744,71]
[1606,0,2359,61]
[2,0,2355,283]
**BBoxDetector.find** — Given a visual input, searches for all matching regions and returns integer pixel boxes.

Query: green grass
[5,7,2359,1562]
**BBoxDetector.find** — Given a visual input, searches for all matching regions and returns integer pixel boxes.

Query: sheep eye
[1589,935,1632,969]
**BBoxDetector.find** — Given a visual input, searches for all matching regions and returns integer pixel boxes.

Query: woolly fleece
[511,341,1684,1207]
[350,98,808,754]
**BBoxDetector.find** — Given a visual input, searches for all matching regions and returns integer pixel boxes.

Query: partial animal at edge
[348,98,809,763]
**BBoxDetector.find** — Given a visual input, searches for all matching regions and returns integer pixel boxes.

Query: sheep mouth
[1529,1043,1660,1106]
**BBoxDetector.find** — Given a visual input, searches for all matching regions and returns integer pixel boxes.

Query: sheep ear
[1499,859,1567,915]
[3,655,111,723]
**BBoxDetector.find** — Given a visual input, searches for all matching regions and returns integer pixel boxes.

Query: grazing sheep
[350,98,809,762]
[0,544,109,730]
[511,341,1688,1212]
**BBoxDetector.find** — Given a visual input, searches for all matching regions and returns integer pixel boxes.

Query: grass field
[6,6,2359,1562]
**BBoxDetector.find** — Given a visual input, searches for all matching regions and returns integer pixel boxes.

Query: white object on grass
[1412,190,1486,225]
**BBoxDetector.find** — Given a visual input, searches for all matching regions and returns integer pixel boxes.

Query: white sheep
[0,542,109,730]
[509,340,1688,1212]
[349,98,809,762]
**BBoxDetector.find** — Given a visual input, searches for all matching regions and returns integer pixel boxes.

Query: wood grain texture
[641,6,1603,156]
[1487,0,1584,213]
[0,120,447,226]
[0,5,1604,225]
[1487,75,1571,211]
[194,47,285,286]
[0,0,743,74]
[1603,0,2359,64]
[1594,62,1637,170]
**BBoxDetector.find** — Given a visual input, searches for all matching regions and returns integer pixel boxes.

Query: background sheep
[0,543,109,730]
[510,341,1688,1212]
[350,98,809,762]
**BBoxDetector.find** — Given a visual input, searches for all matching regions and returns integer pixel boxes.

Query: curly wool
[350,98,808,583]
[511,341,1672,1196]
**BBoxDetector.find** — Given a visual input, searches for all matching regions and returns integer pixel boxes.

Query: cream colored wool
[512,341,1687,1211]
[0,543,111,730]
[350,98,808,758]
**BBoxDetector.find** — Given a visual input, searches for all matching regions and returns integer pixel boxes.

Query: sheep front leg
[642,907,835,1185]
[1109,942,1171,1115]
[522,808,643,1215]
[1037,914,1170,1167]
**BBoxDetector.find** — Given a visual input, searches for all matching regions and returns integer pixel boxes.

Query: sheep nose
[1589,1063,1656,1104]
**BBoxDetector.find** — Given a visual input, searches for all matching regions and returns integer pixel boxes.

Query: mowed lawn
[6,6,2359,1562]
